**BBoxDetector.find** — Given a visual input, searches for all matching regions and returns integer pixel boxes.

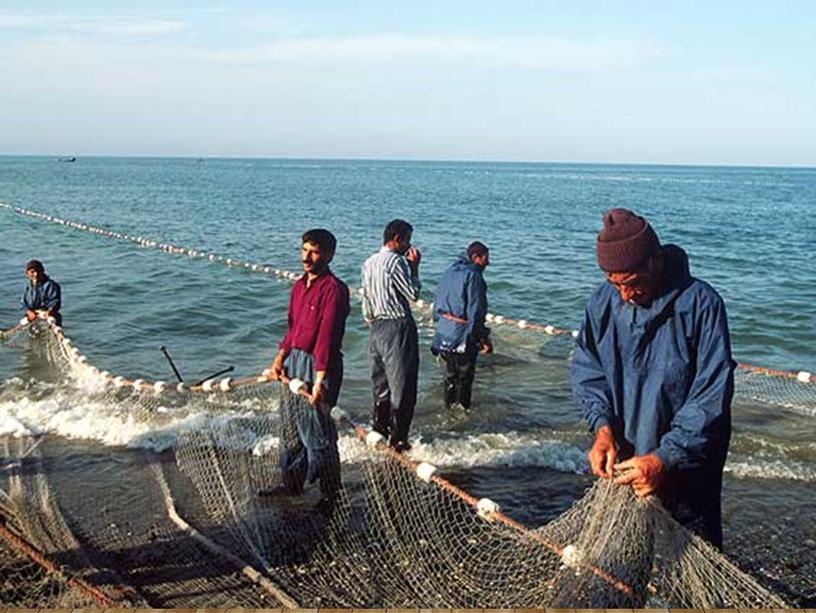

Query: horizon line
[0,153,814,171]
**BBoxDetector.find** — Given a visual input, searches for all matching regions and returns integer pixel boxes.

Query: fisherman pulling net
[0,318,788,608]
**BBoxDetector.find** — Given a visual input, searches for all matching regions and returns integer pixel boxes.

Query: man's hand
[406,247,422,272]
[588,425,617,478]
[308,371,327,407]
[264,352,287,381]
[613,454,664,497]
[25,309,37,322]
[479,338,494,354]
[307,383,324,407]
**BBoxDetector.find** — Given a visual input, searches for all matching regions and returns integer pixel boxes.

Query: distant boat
[56,156,76,163]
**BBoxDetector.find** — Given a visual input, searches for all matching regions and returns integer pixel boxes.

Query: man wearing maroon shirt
[265,229,350,506]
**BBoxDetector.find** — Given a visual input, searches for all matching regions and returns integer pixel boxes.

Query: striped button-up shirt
[361,247,421,321]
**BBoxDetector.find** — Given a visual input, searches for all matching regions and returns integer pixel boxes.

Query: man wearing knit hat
[22,260,62,326]
[571,208,734,549]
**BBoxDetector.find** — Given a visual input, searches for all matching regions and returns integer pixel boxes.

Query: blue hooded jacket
[571,244,734,472]
[431,254,489,354]
[21,275,62,325]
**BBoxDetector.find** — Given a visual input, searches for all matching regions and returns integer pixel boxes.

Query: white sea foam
[0,389,259,452]
[2,380,812,481]
[725,459,816,482]
[339,430,590,473]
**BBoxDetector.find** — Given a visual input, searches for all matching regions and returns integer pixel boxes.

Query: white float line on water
[2,203,812,381]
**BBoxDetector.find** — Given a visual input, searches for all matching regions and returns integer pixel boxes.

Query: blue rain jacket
[571,245,734,545]
[21,276,62,325]
[431,254,489,354]
[572,244,734,470]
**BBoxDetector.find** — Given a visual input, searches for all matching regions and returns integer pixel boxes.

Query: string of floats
[1,202,811,384]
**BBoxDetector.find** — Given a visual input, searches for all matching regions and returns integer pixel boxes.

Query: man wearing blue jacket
[22,260,62,326]
[571,209,734,549]
[432,241,493,410]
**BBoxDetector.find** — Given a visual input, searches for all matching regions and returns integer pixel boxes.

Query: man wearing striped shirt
[361,219,422,452]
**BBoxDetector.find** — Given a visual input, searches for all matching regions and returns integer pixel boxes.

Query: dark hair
[383,219,413,244]
[467,241,489,259]
[25,259,44,274]
[302,228,337,256]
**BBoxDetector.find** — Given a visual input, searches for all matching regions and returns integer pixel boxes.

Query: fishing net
[0,319,788,607]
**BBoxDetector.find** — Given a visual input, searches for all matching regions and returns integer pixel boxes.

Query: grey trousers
[370,317,419,444]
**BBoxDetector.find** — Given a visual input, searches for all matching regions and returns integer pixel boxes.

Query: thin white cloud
[0,12,187,36]
[0,31,664,74]
[203,34,663,72]
[68,18,187,36]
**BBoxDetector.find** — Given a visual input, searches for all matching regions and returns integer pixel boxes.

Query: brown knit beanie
[596,209,660,272]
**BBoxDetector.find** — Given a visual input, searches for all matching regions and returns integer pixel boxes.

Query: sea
[0,157,814,604]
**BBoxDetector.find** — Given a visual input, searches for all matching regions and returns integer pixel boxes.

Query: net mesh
[0,320,791,607]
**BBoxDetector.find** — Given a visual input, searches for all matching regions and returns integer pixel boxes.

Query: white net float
[494,315,505,324]
[113,376,126,388]
[477,497,500,520]
[571,329,580,338]
[366,431,385,447]
[416,462,437,483]
[797,371,812,383]
[330,406,349,422]
[201,379,215,392]
[517,319,527,329]
[485,313,495,322]
[176,382,187,393]
[219,377,232,392]
[131,379,144,391]
[544,325,556,335]
[561,544,583,570]
[288,378,305,395]
[153,381,166,393]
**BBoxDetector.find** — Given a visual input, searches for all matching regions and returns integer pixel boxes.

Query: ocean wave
[395,430,589,473]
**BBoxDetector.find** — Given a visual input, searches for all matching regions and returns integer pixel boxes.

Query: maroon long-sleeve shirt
[279,272,350,371]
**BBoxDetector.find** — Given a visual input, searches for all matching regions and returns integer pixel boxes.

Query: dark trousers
[441,346,478,409]
[279,351,342,497]
[658,464,725,550]
[370,317,419,444]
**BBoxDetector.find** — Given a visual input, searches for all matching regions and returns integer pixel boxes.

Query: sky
[0,1,814,165]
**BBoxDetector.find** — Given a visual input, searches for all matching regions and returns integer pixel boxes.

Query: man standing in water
[571,208,734,549]
[265,229,350,510]
[431,241,493,410]
[361,219,422,452]
[22,260,62,326]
